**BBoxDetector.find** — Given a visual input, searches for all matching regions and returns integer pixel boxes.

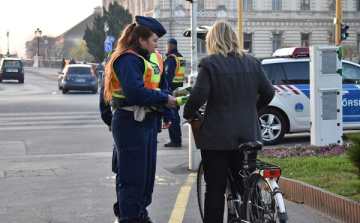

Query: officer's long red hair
[103,22,154,104]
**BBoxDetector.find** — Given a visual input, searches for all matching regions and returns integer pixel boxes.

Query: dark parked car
[58,64,98,94]
[0,58,24,83]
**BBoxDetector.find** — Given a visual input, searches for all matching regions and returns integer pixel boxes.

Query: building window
[329,0,336,11]
[358,0,360,11]
[197,39,206,54]
[272,34,282,52]
[301,0,310,10]
[243,0,253,10]
[301,33,310,47]
[358,34,360,53]
[272,0,282,10]
[198,0,204,10]
[329,33,334,45]
[244,33,252,53]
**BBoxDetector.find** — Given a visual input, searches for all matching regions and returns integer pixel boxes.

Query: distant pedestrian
[69,58,76,64]
[60,58,66,70]
[95,62,104,79]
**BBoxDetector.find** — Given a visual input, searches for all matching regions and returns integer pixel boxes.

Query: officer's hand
[108,126,112,132]
[165,95,177,109]
[162,121,171,129]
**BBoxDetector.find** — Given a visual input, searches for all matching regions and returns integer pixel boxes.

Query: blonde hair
[103,23,154,103]
[206,20,247,57]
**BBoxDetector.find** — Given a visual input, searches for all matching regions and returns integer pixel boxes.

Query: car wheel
[19,77,24,84]
[0,77,2,83]
[258,108,287,145]
[62,89,67,94]
[92,88,98,94]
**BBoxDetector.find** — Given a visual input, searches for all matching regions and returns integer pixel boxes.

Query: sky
[0,0,102,57]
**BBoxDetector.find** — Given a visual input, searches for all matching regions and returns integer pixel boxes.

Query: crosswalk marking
[0,111,105,131]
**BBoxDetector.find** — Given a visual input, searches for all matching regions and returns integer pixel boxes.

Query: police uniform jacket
[99,74,112,126]
[113,48,173,122]
[164,48,183,91]
[183,52,275,150]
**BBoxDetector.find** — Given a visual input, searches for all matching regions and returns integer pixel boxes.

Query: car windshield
[3,60,21,68]
[342,63,360,83]
[67,67,92,75]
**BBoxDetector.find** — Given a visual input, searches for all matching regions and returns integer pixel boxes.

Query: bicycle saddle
[238,141,263,152]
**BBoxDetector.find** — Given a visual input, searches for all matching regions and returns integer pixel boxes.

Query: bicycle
[197,141,289,223]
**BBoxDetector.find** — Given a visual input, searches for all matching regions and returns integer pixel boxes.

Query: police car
[182,27,360,145]
[260,47,360,145]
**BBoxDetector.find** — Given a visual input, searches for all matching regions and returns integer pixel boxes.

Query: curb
[278,177,360,223]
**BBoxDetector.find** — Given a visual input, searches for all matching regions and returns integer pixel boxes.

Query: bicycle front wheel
[196,160,230,223]
[244,173,287,223]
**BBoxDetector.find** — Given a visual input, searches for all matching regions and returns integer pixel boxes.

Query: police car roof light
[272,47,309,58]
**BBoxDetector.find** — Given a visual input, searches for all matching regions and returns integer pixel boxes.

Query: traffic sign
[104,41,112,52]
[108,36,115,43]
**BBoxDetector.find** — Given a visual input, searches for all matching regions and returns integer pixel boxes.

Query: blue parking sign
[104,41,112,52]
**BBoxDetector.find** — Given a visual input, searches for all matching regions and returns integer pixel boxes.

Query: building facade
[106,0,360,65]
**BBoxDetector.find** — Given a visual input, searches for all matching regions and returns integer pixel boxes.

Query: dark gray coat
[183,52,275,150]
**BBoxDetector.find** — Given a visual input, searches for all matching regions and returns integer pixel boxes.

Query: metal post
[238,0,243,49]
[6,31,9,54]
[335,0,342,46]
[34,28,42,56]
[104,21,109,58]
[37,37,40,56]
[188,0,201,170]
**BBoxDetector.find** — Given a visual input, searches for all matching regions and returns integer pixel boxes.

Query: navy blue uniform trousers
[168,105,182,144]
[112,109,157,223]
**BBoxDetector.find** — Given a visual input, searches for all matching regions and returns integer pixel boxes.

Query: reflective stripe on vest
[111,50,162,99]
[168,54,186,84]
[150,50,163,75]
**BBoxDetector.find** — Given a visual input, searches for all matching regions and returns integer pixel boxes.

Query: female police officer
[103,16,177,223]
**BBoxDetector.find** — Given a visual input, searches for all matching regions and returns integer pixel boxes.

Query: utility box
[310,46,343,146]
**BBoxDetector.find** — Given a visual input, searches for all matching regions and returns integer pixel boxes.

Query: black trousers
[200,149,257,223]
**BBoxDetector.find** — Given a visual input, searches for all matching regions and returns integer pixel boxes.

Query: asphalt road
[0,67,345,223]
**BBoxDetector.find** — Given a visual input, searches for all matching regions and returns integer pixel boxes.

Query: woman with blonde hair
[103,16,177,223]
[183,20,275,222]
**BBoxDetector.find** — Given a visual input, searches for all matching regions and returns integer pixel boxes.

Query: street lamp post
[34,28,42,56]
[104,21,109,57]
[6,31,9,54]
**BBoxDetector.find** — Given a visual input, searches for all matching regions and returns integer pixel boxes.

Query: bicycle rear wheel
[196,160,231,223]
[244,173,287,223]
[197,160,205,221]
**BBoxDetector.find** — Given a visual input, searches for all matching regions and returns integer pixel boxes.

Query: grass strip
[261,156,360,202]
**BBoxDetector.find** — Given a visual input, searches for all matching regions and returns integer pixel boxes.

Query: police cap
[167,38,177,46]
[135,16,167,38]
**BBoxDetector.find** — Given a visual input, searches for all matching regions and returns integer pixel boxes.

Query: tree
[342,45,358,62]
[83,2,132,62]
[70,41,95,62]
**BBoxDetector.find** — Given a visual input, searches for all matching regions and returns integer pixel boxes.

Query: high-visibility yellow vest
[150,50,163,75]
[165,54,186,84]
[111,50,162,99]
